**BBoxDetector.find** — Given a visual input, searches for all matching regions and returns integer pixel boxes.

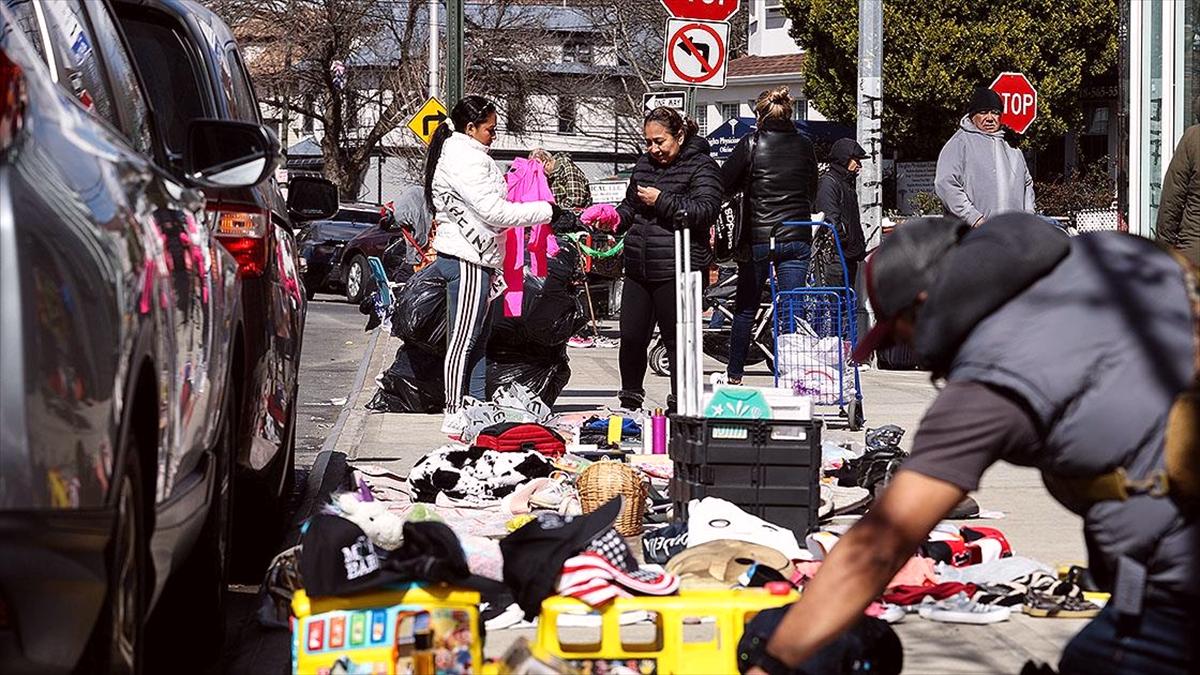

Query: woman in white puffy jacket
[423,96,559,433]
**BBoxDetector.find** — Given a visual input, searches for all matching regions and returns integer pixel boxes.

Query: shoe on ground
[617,390,644,412]
[441,411,467,436]
[568,335,595,348]
[876,604,906,624]
[918,592,1012,625]
[1022,592,1101,619]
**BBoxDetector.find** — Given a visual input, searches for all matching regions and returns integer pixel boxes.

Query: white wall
[748,0,798,57]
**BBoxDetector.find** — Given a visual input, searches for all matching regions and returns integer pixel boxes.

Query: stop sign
[990,72,1038,135]
[661,0,740,22]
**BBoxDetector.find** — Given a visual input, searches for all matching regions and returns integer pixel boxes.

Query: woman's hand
[637,186,661,206]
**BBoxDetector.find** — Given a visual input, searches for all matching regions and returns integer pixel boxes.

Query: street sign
[989,72,1038,135]
[406,97,448,145]
[643,90,688,116]
[661,18,729,90]
[661,0,739,22]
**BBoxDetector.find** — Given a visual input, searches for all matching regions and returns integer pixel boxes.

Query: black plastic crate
[669,416,822,539]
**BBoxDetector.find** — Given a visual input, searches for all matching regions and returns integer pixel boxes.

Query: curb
[290,327,383,538]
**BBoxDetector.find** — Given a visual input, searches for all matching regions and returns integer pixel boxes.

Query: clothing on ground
[934,115,1035,224]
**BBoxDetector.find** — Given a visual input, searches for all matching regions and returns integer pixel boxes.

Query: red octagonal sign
[990,72,1038,135]
[662,0,740,22]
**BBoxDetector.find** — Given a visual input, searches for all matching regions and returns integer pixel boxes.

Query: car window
[224,47,259,123]
[84,0,153,154]
[38,0,119,129]
[3,0,48,62]
[336,210,382,224]
[119,12,207,155]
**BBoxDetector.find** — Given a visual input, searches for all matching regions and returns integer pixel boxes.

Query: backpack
[472,423,566,457]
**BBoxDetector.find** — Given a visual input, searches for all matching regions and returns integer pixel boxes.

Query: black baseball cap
[300,514,408,597]
[852,217,969,363]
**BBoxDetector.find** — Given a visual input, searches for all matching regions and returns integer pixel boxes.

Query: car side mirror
[184,119,278,189]
[287,175,339,222]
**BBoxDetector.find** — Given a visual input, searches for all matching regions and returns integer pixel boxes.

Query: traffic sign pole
[447,0,464,106]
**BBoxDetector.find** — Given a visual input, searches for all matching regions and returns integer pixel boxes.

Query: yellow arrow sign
[407,97,448,145]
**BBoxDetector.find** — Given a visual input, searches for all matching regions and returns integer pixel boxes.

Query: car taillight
[0,47,27,152]
[212,209,269,278]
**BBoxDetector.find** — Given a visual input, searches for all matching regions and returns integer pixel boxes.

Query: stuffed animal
[330,490,405,551]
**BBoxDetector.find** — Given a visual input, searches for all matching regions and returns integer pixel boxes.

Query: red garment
[882,582,977,606]
[502,158,559,317]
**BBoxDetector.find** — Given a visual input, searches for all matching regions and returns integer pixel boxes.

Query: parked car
[298,202,382,299]
[113,0,337,579]
[335,186,432,302]
[0,0,329,671]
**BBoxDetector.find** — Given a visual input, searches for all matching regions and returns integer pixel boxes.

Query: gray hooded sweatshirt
[934,115,1035,224]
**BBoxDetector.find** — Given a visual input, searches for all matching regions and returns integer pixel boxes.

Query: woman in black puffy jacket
[612,107,722,411]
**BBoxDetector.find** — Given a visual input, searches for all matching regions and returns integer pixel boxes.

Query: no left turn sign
[661,18,729,89]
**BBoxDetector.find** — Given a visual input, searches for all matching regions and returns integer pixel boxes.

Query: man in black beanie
[934,86,1035,227]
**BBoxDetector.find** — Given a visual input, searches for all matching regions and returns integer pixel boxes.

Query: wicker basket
[577,460,647,537]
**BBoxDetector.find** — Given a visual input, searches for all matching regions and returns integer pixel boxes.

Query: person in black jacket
[608,106,721,410]
[721,87,819,384]
[815,138,870,347]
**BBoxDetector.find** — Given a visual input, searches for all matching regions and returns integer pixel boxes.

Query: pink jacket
[502,158,559,316]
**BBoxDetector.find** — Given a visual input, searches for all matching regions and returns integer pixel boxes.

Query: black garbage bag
[392,264,447,355]
[489,238,586,352]
[487,349,571,405]
[366,345,445,413]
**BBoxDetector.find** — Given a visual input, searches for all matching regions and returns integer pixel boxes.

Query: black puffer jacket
[815,138,867,263]
[618,135,722,282]
[721,117,818,245]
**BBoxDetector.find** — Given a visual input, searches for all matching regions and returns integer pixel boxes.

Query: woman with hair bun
[721,86,819,385]
[583,106,721,411]
[424,95,561,433]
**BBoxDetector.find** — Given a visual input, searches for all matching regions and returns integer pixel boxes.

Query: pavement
[313,318,1091,673]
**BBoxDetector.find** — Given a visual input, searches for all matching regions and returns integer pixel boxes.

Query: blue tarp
[706,117,856,161]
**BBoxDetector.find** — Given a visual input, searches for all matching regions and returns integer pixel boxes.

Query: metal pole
[447,0,464,105]
[428,0,439,101]
[856,0,882,250]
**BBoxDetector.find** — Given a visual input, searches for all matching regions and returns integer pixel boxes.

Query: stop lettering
[989,72,1038,135]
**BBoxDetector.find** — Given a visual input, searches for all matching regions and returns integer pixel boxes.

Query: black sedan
[298,203,382,299]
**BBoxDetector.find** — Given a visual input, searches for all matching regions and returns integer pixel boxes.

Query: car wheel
[82,425,146,674]
[229,398,295,583]
[649,340,670,377]
[345,255,368,304]
[146,375,235,665]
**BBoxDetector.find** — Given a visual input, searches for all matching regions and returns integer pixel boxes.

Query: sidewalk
[322,322,1089,672]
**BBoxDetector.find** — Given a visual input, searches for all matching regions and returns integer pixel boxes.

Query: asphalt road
[212,295,367,675]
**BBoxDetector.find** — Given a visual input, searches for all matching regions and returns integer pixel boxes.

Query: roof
[727,54,805,78]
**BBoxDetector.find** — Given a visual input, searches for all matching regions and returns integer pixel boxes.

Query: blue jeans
[1059,602,1199,674]
[727,241,810,379]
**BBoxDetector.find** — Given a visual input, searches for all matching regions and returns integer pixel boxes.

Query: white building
[695,1,824,137]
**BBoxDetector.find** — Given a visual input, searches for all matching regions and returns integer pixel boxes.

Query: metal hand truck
[674,212,704,416]
[770,221,864,430]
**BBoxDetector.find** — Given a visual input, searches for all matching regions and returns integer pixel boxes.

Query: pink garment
[502,158,559,317]
[581,203,620,231]
[789,556,941,589]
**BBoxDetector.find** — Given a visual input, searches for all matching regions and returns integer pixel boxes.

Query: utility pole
[447,0,464,106]
[428,0,439,101]
[856,0,882,249]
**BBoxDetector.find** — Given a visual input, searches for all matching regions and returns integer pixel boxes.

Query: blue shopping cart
[769,221,864,430]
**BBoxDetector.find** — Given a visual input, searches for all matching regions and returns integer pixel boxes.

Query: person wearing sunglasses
[934,87,1035,227]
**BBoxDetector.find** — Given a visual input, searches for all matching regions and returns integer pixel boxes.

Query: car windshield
[336,209,381,224]
[118,13,207,155]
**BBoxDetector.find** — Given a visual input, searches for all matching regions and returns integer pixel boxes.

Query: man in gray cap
[737,214,1198,674]
[934,87,1035,226]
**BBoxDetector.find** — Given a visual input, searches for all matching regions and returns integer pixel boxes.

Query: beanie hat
[967,87,1003,116]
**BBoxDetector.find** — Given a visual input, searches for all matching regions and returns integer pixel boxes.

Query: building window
[766,7,788,30]
[793,101,807,121]
[721,102,739,122]
[507,95,528,133]
[558,96,577,134]
[697,112,709,137]
[563,41,593,64]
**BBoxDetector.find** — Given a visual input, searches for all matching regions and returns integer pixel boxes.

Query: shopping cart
[770,221,864,430]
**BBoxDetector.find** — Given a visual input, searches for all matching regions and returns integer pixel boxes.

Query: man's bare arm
[762,471,966,668]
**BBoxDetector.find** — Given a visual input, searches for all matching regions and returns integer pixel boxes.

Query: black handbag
[713,133,758,263]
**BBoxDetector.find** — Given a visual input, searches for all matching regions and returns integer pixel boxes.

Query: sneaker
[918,592,1012,625]
[568,335,595,348]
[617,390,644,412]
[876,604,906,624]
[441,411,467,436]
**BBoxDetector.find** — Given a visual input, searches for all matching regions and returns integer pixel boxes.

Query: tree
[782,0,1118,159]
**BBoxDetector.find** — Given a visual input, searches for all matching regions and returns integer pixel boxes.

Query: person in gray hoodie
[934,88,1035,226]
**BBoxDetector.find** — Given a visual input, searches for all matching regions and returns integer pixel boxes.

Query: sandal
[1021,592,1101,618]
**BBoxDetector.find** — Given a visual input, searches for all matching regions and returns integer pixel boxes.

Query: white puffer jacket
[430,133,553,269]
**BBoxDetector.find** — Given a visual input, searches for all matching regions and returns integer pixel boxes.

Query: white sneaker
[441,411,467,436]
[918,592,1011,625]
[876,604,906,624]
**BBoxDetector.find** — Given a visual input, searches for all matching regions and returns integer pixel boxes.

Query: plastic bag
[392,264,447,354]
[487,352,572,405]
[366,345,445,413]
